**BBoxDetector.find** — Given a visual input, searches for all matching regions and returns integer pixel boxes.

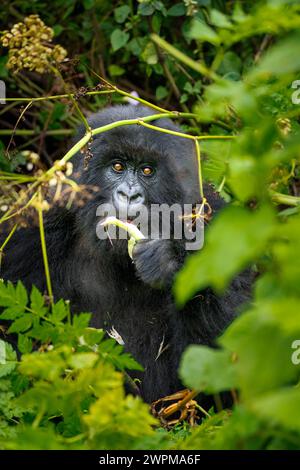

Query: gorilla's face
[98,153,158,218]
[87,147,183,247]
[72,105,198,248]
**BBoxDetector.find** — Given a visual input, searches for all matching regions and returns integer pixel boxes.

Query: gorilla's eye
[141,166,154,176]
[112,162,125,173]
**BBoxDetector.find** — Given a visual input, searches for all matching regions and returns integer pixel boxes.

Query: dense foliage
[0,0,300,450]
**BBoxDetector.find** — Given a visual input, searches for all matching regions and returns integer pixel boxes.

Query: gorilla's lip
[116,215,139,224]
[121,217,142,230]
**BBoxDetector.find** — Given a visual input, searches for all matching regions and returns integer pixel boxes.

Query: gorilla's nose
[115,183,145,208]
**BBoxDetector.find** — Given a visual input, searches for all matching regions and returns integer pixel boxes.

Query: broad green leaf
[72,313,92,329]
[175,205,276,304]
[30,286,47,317]
[167,3,186,16]
[249,33,300,79]
[108,65,125,77]
[51,299,68,323]
[210,9,232,29]
[111,29,130,52]
[156,86,168,100]
[180,345,237,393]
[8,315,33,334]
[141,42,158,65]
[220,305,300,398]
[187,19,220,45]
[0,305,25,320]
[69,352,98,370]
[253,388,300,431]
[0,340,17,377]
[217,51,242,77]
[16,281,28,307]
[114,5,131,24]
[138,3,155,16]
[18,334,33,354]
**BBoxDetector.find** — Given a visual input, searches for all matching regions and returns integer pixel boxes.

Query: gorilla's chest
[73,261,172,342]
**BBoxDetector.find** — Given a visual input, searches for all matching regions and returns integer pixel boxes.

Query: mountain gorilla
[0,105,251,403]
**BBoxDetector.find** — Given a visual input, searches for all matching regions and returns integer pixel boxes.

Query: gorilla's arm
[0,208,76,298]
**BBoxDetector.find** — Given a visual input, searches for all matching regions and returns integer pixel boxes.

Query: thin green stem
[217,175,226,193]
[151,34,218,81]
[50,65,90,132]
[0,129,74,136]
[87,70,171,114]
[4,90,114,102]
[270,191,300,207]
[138,119,235,141]
[37,189,53,304]
[0,224,17,252]
[0,190,38,225]
[195,140,203,199]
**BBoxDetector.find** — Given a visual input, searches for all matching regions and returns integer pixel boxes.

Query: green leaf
[187,19,220,45]
[18,334,33,354]
[151,13,162,34]
[8,315,33,334]
[155,86,168,100]
[83,328,105,346]
[0,340,17,377]
[249,32,300,79]
[0,280,17,307]
[0,281,27,310]
[111,29,130,52]
[175,205,276,304]
[217,51,242,77]
[126,37,147,56]
[83,0,95,10]
[72,313,91,329]
[51,299,68,323]
[220,304,300,398]
[167,3,186,16]
[138,3,155,16]
[108,65,125,77]
[210,9,232,29]
[30,286,47,316]
[69,352,98,370]
[202,139,232,184]
[180,345,237,393]
[0,305,25,320]
[253,388,300,431]
[141,42,158,65]
[52,25,63,36]
[114,5,131,24]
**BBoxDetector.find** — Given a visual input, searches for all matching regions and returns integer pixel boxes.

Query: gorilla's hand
[132,239,182,288]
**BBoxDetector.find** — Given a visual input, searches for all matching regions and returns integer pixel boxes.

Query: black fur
[0,105,251,403]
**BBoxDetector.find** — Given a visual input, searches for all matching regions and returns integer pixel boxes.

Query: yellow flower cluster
[1,14,67,73]
[276,117,292,136]
[183,0,198,16]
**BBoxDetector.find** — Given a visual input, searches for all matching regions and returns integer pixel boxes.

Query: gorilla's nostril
[117,190,128,201]
[130,193,142,202]
[115,184,144,207]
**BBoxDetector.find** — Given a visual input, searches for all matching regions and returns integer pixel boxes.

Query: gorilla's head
[71,105,200,249]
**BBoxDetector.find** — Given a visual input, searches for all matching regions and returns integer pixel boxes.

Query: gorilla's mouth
[119,217,143,233]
